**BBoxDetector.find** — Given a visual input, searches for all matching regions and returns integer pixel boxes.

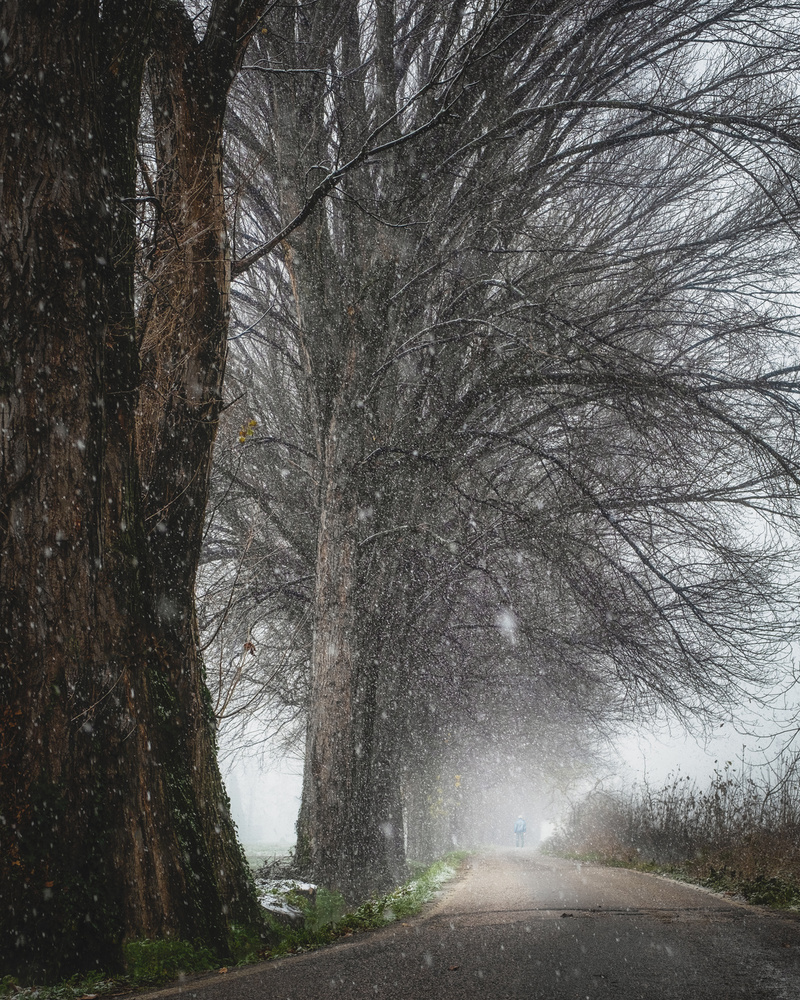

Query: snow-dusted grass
[260,851,469,956]
[0,972,118,1000]
[342,853,466,928]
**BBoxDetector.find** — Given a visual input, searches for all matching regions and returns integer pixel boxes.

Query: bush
[549,762,800,908]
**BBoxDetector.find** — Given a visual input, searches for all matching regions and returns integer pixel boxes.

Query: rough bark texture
[285,275,411,897]
[244,4,413,898]
[295,399,360,891]
[0,3,263,982]
[138,2,232,597]
[292,355,407,898]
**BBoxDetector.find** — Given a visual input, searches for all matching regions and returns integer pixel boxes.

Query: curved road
[150,850,800,998]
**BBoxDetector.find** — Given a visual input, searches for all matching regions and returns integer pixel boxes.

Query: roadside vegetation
[0,852,468,999]
[548,763,800,909]
[255,851,467,958]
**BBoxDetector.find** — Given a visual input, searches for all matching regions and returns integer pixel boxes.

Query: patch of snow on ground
[253,877,317,919]
[431,864,455,886]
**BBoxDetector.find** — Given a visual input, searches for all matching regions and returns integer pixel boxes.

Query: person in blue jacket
[514,815,526,847]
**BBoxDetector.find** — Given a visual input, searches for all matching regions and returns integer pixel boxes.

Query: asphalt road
[149,849,800,999]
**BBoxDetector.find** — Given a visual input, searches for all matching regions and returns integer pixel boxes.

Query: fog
[223,754,302,848]
[222,753,553,853]
[223,694,800,856]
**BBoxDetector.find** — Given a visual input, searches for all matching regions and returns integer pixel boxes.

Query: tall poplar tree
[212,0,800,898]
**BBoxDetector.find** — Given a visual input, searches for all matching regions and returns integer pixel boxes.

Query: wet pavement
[147,849,800,998]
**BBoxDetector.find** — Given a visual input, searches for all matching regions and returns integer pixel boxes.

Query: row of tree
[3,0,800,982]
[203,0,800,897]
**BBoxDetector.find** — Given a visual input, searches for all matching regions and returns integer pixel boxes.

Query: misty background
[222,681,800,853]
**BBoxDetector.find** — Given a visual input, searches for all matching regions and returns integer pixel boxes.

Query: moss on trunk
[0,4,264,982]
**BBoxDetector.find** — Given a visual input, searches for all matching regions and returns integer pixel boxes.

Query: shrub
[549,762,800,908]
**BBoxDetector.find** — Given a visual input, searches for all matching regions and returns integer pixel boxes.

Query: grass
[259,851,469,957]
[546,762,800,909]
[0,972,121,1000]
[0,851,468,998]
[123,938,219,985]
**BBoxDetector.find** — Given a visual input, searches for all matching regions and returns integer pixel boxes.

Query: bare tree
[201,0,800,897]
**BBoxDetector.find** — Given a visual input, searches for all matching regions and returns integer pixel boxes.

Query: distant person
[514,815,526,848]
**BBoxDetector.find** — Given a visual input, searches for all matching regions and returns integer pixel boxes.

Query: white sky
[223,752,303,847]
[610,686,800,788]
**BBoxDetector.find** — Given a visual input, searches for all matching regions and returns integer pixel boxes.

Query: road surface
[149,850,800,998]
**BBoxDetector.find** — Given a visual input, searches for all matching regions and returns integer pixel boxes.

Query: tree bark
[294,402,407,898]
[134,0,273,958]
[0,3,263,981]
[138,2,232,597]
[295,395,360,892]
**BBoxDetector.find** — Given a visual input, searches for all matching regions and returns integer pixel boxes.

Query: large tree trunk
[0,4,262,982]
[294,344,407,899]
[295,400,360,892]
[138,3,231,597]
[135,0,267,954]
[240,1,415,900]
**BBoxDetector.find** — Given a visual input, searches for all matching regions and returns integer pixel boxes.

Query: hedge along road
[146,850,800,999]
